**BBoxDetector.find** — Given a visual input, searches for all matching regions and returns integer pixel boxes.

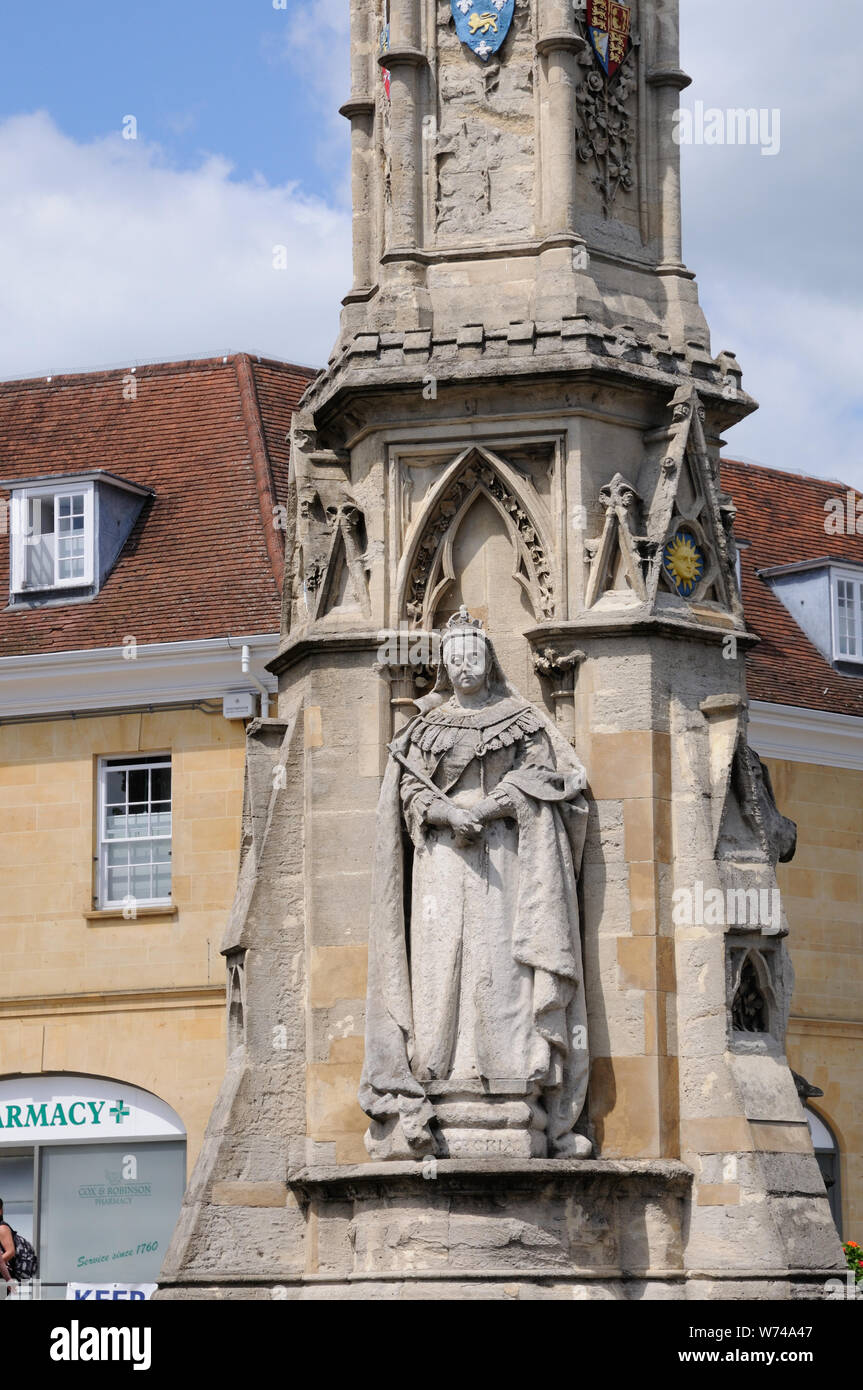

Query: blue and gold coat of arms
[450,0,515,61]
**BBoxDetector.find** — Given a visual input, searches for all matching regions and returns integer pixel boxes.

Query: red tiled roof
[721,458,863,720]
[0,354,316,657]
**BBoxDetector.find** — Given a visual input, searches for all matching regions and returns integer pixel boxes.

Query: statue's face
[443,633,488,697]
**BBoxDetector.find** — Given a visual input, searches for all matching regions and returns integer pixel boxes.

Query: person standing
[0,1199,16,1294]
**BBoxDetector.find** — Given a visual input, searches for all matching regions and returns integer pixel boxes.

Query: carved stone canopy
[399,445,555,629]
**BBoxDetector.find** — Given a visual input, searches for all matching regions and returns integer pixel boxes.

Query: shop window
[98,755,172,910]
[0,1076,186,1300]
[39,1140,185,1297]
[806,1107,842,1236]
[0,1154,35,1247]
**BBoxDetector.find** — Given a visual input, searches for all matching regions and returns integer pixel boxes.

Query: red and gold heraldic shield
[587,0,632,78]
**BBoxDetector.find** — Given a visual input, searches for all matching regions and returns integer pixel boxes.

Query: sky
[0,0,859,486]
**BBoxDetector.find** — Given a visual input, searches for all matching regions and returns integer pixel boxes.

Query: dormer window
[3,469,152,606]
[832,569,863,663]
[757,556,863,673]
[11,481,95,593]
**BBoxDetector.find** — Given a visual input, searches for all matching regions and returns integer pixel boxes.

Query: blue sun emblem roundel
[663,530,705,598]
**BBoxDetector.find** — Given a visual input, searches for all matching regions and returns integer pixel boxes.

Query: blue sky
[0,1,335,190]
[0,0,860,486]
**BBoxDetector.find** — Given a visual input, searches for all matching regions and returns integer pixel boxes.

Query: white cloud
[680,0,863,486]
[1,4,860,492]
[0,111,351,379]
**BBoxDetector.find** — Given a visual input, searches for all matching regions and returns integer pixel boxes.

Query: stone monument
[158,0,845,1300]
[361,606,592,1163]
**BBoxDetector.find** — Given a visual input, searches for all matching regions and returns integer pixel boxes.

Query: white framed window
[97,755,172,910]
[10,482,94,593]
[831,569,863,663]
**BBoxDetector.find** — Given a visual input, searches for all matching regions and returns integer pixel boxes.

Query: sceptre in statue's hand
[390,745,484,846]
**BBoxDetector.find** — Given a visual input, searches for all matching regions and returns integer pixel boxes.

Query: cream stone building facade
[726,458,863,1242]
[0,354,312,1296]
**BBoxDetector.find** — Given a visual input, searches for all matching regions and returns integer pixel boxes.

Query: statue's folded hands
[425,799,484,844]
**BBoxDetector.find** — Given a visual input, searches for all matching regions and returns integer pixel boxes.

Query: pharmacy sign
[0,1076,185,1146]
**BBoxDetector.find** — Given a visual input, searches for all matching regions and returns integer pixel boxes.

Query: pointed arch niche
[398,446,555,622]
[396,447,556,689]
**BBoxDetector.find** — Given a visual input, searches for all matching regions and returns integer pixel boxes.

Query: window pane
[128,769,149,803]
[151,808,171,836]
[130,864,153,899]
[106,867,129,901]
[57,492,84,518]
[57,555,85,582]
[127,807,150,838]
[152,840,171,864]
[38,1141,186,1287]
[57,534,84,559]
[105,808,128,839]
[105,770,127,805]
[151,767,171,802]
[153,863,172,899]
[106,842,130,867]
[30,497,55,536]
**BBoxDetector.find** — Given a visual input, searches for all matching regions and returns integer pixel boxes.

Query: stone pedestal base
[288,1159,692,1298]
[427,1081,547,1159]
[365,1081,596,1160]
[155,1157,845,1300]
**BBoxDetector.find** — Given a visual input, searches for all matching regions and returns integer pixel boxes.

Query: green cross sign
[109,1099,130,1124]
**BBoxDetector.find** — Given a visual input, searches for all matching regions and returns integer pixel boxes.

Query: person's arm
[0,1224,15,1265]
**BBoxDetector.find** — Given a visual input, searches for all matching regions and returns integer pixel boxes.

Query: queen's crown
[443,605,485,638]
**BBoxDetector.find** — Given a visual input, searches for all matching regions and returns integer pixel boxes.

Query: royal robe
[359,693,590,1154]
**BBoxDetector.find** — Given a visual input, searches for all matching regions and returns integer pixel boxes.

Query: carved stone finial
[792,1071,824,1103]
[444,605,485,638]
[599,472,641,516]
[533,647,586,684]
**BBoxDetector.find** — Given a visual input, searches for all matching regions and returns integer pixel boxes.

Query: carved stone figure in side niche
[360,607,592,1161]
[734,744,797,865]
[296,486,371,620]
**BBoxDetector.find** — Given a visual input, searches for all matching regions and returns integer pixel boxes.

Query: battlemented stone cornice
[304,319,753,423]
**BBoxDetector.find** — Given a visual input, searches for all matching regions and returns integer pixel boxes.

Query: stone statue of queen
[360,608,592,1160]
